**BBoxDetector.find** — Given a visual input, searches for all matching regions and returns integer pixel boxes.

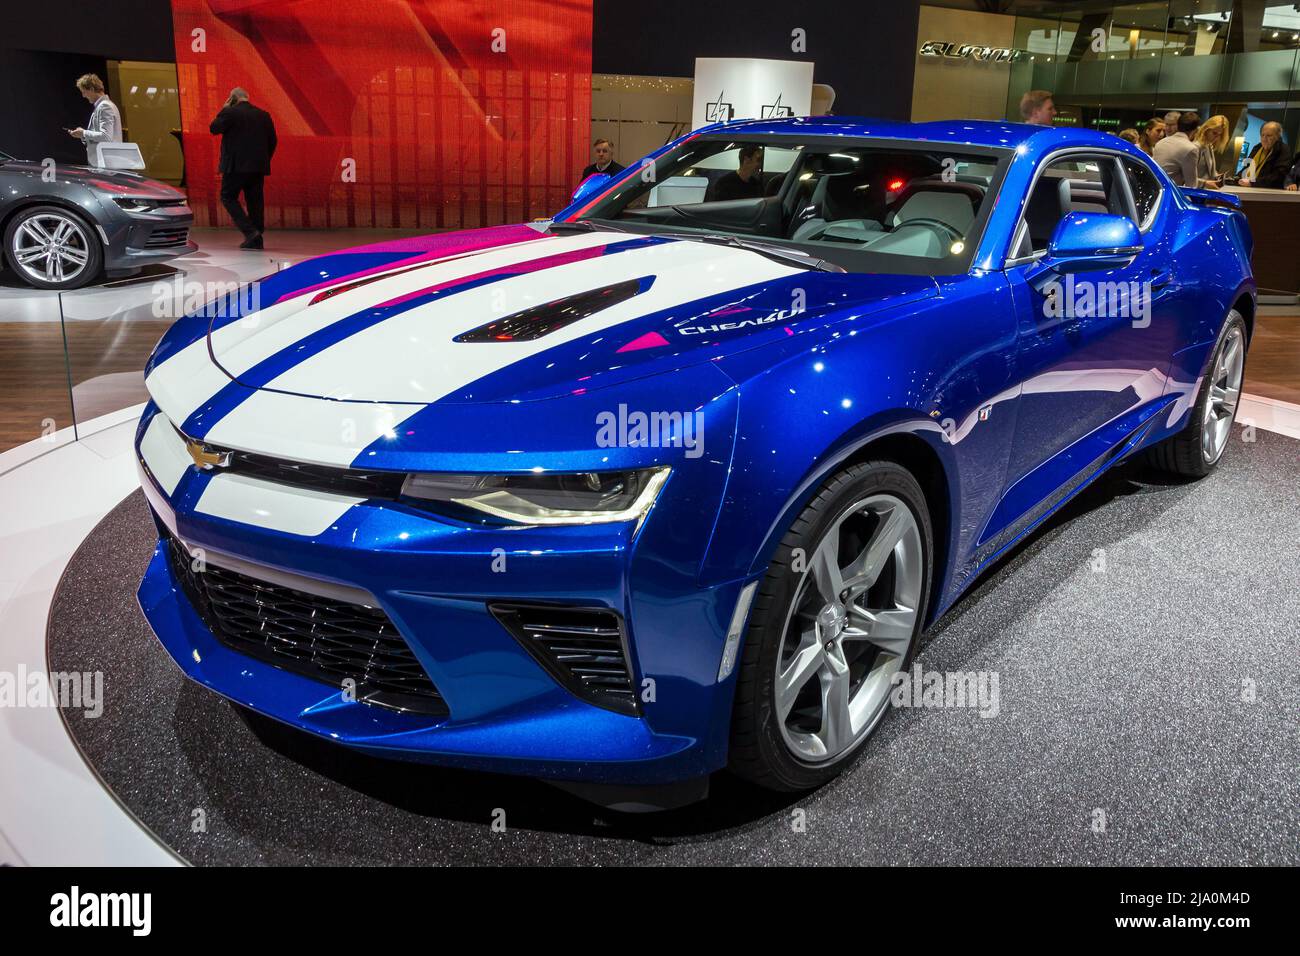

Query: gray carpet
[47,429,1300,865]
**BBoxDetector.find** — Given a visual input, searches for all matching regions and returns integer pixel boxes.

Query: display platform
[46,431,1300,865]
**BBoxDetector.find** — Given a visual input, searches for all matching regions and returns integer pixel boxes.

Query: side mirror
[1040,211,1143,273]
[571,173,611,205]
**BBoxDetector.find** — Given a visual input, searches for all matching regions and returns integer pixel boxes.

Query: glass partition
[0,256,280,458]
[1003,0,1300,154]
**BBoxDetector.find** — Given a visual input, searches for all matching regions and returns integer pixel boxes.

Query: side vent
[453,277,651,342]
[490,603,638,715]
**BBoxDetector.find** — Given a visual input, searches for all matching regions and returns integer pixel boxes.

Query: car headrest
[892,190,977,234]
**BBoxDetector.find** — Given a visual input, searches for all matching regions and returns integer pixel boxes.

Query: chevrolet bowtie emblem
[185,438,231,470]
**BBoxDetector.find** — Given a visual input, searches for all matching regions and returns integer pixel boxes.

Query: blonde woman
[1194,115,1230,188]
[1139,118,1165,155]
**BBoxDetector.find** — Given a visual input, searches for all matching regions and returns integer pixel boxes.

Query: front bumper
[134,404,752,786]
[102,202,197,274]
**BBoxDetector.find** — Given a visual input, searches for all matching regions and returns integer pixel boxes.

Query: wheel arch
[838,431,953,624]
[1230,286,1255,344]
[722,415,959,627]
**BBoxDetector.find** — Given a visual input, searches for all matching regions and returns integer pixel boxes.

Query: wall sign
[919,41,1023,63]
[692,58,814,130]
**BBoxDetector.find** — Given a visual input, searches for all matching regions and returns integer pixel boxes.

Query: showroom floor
[41,427,1300,866]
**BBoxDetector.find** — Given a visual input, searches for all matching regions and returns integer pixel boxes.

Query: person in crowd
[705,144,765,202]
[1239,121,1293,189]
[1193,114,1230,189]
[580,138,625,182]
[1163,110,1182,130]
[209,87,277,249]
[1153,111,1201,186]
[67,73,122,167]
[1285,155,1300,191]
[1119,128,1140,146]
[1139,118,1165,155]
[1019,90,1057,126]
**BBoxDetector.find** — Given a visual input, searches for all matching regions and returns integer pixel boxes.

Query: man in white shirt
[68,73,123,167]
[1152,111,1200,186]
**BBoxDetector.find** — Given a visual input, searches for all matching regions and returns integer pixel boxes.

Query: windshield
[575,135,1010,275]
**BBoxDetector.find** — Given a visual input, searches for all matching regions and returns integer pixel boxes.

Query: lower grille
[145,226,190,248]
[490,603,638,715]
[166,535,448,716]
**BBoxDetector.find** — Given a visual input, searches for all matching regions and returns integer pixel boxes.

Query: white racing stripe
[144,231,613,427]
[253,239,795,404]
[138,412,191,495]
[195,472,365,537]
[202,240,800,465]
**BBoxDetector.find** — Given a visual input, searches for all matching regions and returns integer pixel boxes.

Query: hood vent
[453,276,651,343]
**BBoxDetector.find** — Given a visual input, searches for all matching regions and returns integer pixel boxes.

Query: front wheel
[1149,310,1247,478]
[729,461,933,792]
[3,205,103,290]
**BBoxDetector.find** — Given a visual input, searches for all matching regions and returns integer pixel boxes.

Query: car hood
[1,158,185,200]
[194,229,939,406]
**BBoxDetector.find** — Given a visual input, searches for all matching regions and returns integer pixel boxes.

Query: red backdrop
[170,0,592,230]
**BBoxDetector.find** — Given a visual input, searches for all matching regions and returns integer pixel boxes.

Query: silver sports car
[0,149,196,290]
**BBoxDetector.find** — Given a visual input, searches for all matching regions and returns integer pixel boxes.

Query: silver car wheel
[11,212,92,286]
[1202,324,1244,465]
[774,493,923,764]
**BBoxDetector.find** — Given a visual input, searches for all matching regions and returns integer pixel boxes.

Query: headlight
[400,466,670,527]
[113,197,184,213]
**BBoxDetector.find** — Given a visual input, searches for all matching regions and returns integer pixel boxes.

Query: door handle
[1149,268,1173,290]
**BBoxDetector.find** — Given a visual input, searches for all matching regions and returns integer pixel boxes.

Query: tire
[729,460,933,792]
[1148,310,1248,479]
[3,205,103,290]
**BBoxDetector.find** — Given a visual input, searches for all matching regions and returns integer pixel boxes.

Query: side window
[1121,158,1161,228]
[1017,154,1131,257]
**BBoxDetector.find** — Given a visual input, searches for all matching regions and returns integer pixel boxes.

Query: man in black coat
[209,88,277,249]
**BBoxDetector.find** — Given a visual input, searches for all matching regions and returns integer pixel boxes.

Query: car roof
[692,116,1136,158]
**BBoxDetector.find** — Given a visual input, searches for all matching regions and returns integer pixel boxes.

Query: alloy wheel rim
[774,493,922,764]
[12,213,91,285]
[1202,326,1244,464]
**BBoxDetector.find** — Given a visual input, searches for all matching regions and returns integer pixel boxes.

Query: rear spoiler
[1181,186,1242,210]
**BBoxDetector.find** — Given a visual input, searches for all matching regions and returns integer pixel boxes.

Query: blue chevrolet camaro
[135,118,1253,809]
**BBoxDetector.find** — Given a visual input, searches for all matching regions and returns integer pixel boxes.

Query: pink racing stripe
[371,240,623,310]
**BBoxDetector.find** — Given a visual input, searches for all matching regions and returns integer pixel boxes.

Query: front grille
[166,535,448,716]
[145,226,190,248]
[490,603,637,715]
[172,424,405,499]
[230,448,407,499]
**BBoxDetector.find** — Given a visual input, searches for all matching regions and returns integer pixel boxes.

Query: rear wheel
[1149,310,1247,478]
[729,461,932,792]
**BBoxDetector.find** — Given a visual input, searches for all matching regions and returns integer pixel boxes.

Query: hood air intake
[453,276,651,343]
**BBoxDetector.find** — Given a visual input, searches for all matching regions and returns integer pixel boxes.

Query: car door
[988,149,1182,540]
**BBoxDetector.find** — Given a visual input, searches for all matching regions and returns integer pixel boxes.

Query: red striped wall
[171,0,592,230]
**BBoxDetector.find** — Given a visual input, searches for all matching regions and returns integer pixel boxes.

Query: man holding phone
[67,73,122,167]
[209,87,277,249]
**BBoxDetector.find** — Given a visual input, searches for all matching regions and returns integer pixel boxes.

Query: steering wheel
[893,217,964,243]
